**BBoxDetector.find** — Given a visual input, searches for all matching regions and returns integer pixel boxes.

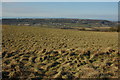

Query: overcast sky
[2,2,118,21]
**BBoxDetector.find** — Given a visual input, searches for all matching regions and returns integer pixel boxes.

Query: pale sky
[2,2,118,21]
[2,0,120,2]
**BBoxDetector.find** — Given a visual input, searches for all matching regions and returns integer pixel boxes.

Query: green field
[2,25,119,79]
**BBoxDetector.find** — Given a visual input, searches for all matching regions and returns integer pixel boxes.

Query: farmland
[2,25,119,79]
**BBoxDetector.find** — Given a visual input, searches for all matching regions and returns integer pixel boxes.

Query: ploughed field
[2,25,119,79]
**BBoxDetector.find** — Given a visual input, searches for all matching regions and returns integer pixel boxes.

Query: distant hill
[2,18,118,28]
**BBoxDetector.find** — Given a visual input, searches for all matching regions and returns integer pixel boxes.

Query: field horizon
[1,2,119,79]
